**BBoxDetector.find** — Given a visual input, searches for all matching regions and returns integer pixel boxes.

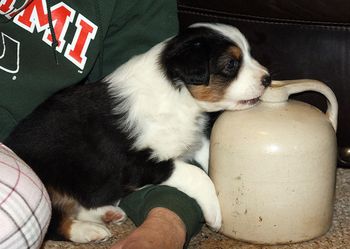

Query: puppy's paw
[77,205,126,225]
[69,220,111,243]
[203,193,222,231]
[102,206,127,224]
[191,174,222,231]
[162,160,222,231]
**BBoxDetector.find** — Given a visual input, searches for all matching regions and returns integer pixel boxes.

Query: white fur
[161,160,222,230]
[104,23,268,230]
[77,205,126,224]
[69,220,111,243]
[193,137,210,173]
[106,44,206,161]
[69,205,125,243]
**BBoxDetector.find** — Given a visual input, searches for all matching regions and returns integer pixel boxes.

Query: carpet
[43,168,349,249]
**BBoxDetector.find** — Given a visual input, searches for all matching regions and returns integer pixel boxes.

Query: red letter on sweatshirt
[65,14,98,70]
[13,0,75,52]
[2,0,32,19]
[0,0,15,14]
[14,0,48,31]
[42,3,75,52]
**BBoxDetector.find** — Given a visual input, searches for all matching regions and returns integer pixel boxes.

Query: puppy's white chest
[136,102,206,160]
[136,111,206,161]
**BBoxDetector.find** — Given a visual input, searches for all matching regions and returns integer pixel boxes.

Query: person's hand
[111,207,186,249]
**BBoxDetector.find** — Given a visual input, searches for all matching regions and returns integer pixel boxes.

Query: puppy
[5,23,270,243]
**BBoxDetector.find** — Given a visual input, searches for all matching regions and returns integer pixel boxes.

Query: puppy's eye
[226,59,240,71]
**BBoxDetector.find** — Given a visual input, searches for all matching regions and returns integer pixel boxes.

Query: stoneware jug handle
[261,79,338,131]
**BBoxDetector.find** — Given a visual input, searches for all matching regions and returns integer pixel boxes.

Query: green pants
[119,185,204,247]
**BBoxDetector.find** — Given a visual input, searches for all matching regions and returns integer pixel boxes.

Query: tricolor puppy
[5,23,270,243]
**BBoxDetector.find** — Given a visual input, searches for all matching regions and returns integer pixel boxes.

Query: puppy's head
[160,23,270,112]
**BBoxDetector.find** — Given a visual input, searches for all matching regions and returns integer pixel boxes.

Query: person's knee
[0,144,51,249]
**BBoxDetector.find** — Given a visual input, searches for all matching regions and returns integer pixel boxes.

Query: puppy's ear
[162,40,210,87]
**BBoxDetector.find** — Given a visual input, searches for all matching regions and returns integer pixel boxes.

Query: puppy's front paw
[200,183,222,231]
[162,160,222,231]
[189,170,222,231]
[69,220,111,243]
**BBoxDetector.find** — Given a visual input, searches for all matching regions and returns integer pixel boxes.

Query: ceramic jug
[210,79,338,244]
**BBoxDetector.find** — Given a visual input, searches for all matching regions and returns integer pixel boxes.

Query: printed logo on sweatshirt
[0,32,20,74]
[0,0,31,18]
[3,0,98,70]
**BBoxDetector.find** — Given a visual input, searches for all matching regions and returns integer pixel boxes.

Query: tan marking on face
[228,46,242,60]
[187,78,228,102]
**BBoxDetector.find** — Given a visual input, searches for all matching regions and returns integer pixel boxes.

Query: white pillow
[0,143,51,249]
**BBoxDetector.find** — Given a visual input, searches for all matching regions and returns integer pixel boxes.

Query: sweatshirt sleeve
[87,0,179,82]
[119,185,204,248]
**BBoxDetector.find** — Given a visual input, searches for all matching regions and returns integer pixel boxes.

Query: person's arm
[118,185,205,248]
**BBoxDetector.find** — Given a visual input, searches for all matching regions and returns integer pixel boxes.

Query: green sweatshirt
[0,0,178,140]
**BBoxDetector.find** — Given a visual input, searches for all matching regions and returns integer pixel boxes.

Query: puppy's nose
[261,74,272,87]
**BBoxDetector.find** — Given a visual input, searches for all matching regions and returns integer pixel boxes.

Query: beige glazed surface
[210,80,338,244]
